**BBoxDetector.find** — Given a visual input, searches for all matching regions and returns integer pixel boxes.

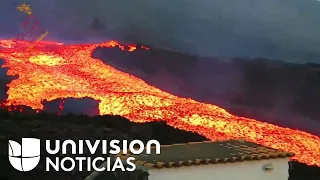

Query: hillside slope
[94,46,320,136]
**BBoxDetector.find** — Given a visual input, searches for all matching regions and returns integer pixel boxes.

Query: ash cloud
[1,0,320,63]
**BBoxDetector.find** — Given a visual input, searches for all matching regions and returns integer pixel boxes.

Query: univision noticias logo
[8,138,41,172]
[8,138,161,172]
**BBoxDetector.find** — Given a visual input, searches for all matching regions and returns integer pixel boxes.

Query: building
[115,139,294,180]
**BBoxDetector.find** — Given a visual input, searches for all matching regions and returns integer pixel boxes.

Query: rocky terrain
[0,109,319,180]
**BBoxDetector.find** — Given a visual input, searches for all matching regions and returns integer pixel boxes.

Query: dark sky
[1,0,320,63]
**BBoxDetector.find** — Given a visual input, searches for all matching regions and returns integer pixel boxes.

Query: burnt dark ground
[0,110,207,180]
[0,110,319,180]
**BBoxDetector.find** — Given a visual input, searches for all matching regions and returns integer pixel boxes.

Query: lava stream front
[0,39,319,166]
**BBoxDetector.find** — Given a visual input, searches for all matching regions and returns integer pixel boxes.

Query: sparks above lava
[0,39,319,167]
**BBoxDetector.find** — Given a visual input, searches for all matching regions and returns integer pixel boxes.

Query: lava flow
[0,39,319,166]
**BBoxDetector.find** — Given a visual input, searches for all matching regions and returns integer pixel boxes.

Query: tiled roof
[117,139,294,169]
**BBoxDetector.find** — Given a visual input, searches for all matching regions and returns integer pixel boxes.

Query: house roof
[116,139,294,169]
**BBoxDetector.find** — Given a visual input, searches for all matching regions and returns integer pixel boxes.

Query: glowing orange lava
[0,39,319,166]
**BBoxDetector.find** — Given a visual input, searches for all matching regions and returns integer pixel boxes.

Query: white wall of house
[148,158,290,180]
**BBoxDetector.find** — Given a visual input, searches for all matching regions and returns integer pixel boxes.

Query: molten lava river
[0,39,319,166]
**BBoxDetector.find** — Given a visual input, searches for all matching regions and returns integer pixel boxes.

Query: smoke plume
[1,0,320,63]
